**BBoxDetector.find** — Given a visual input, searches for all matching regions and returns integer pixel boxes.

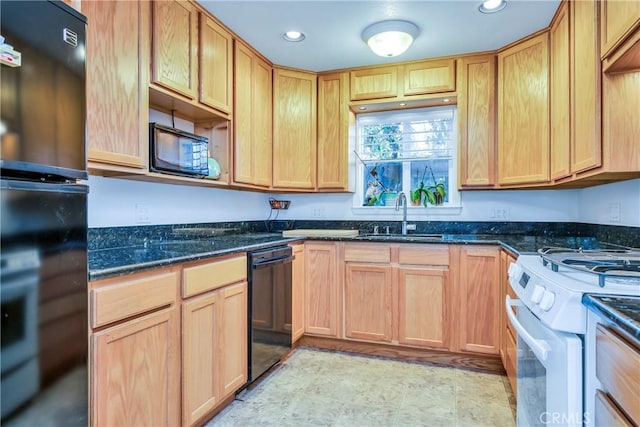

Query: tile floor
[207,347,516,427]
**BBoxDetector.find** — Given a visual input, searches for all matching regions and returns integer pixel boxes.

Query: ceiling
[200,0,561,72]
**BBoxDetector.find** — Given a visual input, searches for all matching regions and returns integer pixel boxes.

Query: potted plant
[411,164,446,206]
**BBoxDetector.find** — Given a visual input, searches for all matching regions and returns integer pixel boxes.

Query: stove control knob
[539,290,556,311]
[531,285,545,303]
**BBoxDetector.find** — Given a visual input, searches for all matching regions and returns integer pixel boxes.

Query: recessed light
[478,0,507,14]
[283,31,305,42]
[442,98,451,103]
[399,103,407,106]
[358,106,368,111]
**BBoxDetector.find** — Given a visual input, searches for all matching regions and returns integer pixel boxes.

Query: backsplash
[89,220,640,250]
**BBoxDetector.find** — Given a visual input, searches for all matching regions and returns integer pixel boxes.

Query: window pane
[362,162,402,206]
[410,160,449,204]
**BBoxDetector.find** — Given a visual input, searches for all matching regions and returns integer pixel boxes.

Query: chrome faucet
[395,192,408,235]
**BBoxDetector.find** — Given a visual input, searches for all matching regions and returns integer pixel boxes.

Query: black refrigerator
[1,1,88,425]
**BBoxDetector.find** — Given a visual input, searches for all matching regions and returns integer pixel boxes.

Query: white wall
[87,176,270,228]
[577,179,640,227]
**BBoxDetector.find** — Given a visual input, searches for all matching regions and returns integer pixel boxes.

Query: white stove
[506,246,640,427]
[508,247,640,334]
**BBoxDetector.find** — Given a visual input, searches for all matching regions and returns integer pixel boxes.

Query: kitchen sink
[356,233,444,241]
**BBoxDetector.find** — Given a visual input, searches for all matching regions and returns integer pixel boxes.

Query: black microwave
[149,123,209,178]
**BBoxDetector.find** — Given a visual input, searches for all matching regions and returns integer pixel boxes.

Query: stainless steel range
[506,245,640,427]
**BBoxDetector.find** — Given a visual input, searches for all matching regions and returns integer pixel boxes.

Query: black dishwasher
[247,246,293,383]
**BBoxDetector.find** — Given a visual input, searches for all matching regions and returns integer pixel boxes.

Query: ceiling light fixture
[361,20,419,57]
[283,31,305,42]
[478,0,507,14]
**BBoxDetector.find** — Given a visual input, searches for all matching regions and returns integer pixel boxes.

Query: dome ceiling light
[478,0,507,14]
[361,20,419,58]
[283,31,305,42]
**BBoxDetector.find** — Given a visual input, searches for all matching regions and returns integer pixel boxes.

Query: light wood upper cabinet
[305,242,340,337]
[350,59,455,102]
[291,244,305,342]
[344,263,393,342]
[151,0,198,99]
[317,72,350,191]
[402,59,456,96]
[233,41,272,187]
[550,2,571,180]
[92,307,180,427]
[498,33,550,185]
[600,0,640,59]
[457,54,497,188]
[571,0,602,175]
[457,246,501,355]
[199,13,233,114]
[398,267,450,349]
[272,68,317,189]
[350,66,398,101]
[85,0,148,171]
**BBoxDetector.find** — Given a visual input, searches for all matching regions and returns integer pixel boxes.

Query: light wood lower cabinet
[457,246,502,355]
[500,250,518,396]
[304,242,340,337]
[291,244,305,342]
[344,263,393,342]
[91,307,180,427]
[398,267,450,349]
[218,282,248,398]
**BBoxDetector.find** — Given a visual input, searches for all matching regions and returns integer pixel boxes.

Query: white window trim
[351,107,462,215]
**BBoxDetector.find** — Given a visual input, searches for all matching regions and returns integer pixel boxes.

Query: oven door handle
[505,295,550,361]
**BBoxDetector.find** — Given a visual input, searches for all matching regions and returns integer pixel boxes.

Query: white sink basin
[282,229,359,238]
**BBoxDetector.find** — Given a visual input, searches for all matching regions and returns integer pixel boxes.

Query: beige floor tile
[206,348,515,427]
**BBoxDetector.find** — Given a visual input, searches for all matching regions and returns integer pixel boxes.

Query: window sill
[351,205,463,217]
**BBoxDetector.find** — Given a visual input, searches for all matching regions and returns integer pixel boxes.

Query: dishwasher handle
[251,254,293,269]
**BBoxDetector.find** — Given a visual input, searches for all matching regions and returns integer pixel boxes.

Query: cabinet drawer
[91,270,178,328]
[183,255,247,298]
[344,244,391,263]
[596,325,640,423]
[398,245,449,266]
[594,390,634,427]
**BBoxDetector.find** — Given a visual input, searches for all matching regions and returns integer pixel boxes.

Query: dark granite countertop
[583,294,640,343]
[89,233,300,281]
[89,226,619,281]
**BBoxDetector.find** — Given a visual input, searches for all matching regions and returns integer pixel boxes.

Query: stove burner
[538,246,640,287]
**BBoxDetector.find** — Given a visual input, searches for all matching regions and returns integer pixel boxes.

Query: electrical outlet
[135,203,151,224]
[312,207,325,219]
[608,203,621,222]
[489,208,509,220]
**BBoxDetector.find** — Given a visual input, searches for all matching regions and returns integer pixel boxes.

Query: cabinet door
[600,0,640,58]
[252,57,273,187]
[344,263,393,342]
[402,59,456,96]
[457,54,497,188]
[350,66,398,101]
[233,42,271,187]
[272,68,317,189]
[398,267,450,349]
[317,72,349,190]
[233,42,254,185]
[182,292,219,427]
[291,245,305,342]
[550,2,571,180]
[92,307,179,427]
[151,0,198,99]
[218,282,248,398]
[458,246,501,355]
[572,0,602,174]
[304,243,339,337]
[498,33,550,185]
[501,251,518,396]
[199,14,232,114]
[85,0,147,170]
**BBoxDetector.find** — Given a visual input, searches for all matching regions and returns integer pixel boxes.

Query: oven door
[506,296,583,426]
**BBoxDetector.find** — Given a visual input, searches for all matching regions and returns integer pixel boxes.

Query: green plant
[412,164,446,206]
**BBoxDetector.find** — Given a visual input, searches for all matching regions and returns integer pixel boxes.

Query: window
[355,106,458,208]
